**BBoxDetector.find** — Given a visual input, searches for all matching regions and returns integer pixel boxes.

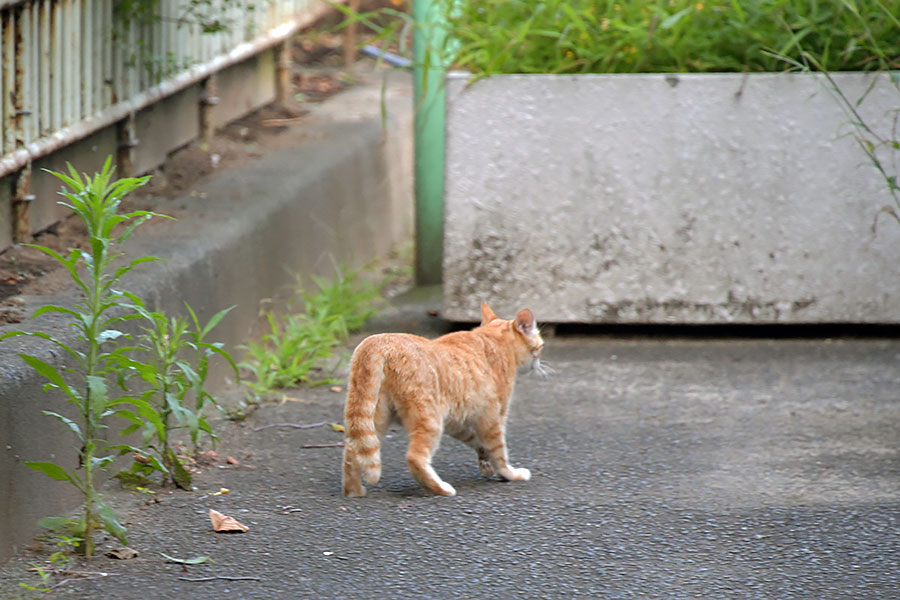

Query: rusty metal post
[343,0,359,67]
[275,39,292,105]
[117,113,138,177]
[199,76,219,144]
[12,163,34,244]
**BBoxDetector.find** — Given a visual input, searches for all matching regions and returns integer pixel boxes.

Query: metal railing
[0,0,328,178]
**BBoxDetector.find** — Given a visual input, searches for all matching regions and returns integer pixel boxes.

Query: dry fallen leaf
[196,450,220,465]
[106,547,139,560]
[211,488,230,496]
[209,509,249,533]
[330,423,345,433]
[226,456,239,465]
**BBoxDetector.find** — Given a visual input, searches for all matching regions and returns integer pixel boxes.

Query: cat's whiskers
[531,357,555,379]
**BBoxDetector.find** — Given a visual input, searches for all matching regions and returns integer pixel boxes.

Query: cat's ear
[514,309,535,335]
[481,302,498,325]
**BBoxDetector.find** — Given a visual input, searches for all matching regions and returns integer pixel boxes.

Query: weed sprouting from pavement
[0,158,157,557]
[240,264,384,398]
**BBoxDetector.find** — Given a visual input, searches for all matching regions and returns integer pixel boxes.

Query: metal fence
[0,0,327,179]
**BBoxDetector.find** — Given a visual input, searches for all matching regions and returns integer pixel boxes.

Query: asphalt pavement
[1,288,899,599]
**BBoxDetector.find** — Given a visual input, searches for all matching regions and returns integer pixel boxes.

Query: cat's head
[480,302,544,367]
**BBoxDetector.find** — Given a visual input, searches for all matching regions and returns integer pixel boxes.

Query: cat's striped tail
[342,337,387,497]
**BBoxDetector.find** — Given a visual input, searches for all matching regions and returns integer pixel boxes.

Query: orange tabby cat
[342,303,544,497]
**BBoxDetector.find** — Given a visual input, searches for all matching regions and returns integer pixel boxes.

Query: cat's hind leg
[477,421,531,482]
[405,417,456,497]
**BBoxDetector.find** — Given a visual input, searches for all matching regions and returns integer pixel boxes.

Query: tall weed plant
[0,158,156,557]
[344,0,900,76]
[0,157,236,555]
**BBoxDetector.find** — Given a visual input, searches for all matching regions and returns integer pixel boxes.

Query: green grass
[350,0,900,75]
[240,264,385,396]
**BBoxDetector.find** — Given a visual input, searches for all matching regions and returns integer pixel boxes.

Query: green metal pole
[413,0,446,285]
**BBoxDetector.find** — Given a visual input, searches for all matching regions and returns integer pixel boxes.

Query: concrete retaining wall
[443,72,900,323]
[0,71,413,562]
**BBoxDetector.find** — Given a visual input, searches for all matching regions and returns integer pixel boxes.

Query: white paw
[438,481,457,496]
[510,467,531,481]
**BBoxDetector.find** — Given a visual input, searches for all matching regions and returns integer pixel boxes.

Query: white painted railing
[0,0,326,176]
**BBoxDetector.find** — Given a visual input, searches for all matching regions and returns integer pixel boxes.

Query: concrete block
[443,72,900,323]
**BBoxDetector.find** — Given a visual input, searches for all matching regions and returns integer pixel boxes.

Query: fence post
[412,0,447,285]
[276,40,293,106]
[117,113,138,177]
[199,76,220,144]
[343,0,359,67]
[12,164,33,244]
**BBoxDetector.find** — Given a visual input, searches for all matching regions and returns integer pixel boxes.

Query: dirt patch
[0,27,371,324]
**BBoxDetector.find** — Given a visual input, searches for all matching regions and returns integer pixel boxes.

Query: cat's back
[352,330,488,375]
[353,332,431,357]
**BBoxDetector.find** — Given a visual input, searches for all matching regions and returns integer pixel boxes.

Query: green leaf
[96,496,128,545]
[198,304,235,339]
[202,342,240,380]
[25,461,74,483]
[115,213,156,244]
[37,516,76,532]
[160,552,211,565]
[41,411,83,441]
[166,393,197,430]
[31,304,81,320]
[86,376,109,417]
[109,444,168,473]
[19,355,81,403]
[114,470,154,489]
[91,455,116,470]
[0,331,84,365]
[167,448,193,490]
[113,256,162,282]
[119,421,141,437]
[96,329,125,344]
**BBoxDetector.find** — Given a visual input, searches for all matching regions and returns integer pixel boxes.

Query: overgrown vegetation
[240,265,384,397]
[766,3,900,228]
[344,0,900,76]
[114,302,238,489]
[112,0,259,83]
[0,158,235,556]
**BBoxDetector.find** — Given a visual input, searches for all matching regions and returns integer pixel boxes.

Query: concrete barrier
[0,71,413,562]
[443,71,900,323]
